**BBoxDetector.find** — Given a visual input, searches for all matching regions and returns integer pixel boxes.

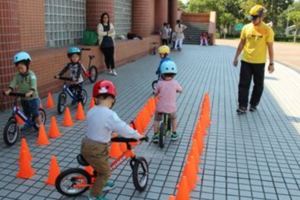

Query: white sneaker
[112,70,117,76]
[108,69,113,74]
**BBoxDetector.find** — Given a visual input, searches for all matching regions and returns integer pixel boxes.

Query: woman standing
[174,20,187,51]
[97,13,117,76]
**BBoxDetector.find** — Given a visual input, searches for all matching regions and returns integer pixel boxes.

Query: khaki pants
[81,137,110,197]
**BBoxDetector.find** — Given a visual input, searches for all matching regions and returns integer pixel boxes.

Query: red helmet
[93,80,117,98]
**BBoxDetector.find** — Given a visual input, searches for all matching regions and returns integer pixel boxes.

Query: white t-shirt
[86,106,141,143]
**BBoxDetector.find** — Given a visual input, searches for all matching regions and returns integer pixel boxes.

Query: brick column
[0,0,21,110]
[132,0,155,37]
[86,0,115,31]
[170,0,178,29]
[155,0,168,33]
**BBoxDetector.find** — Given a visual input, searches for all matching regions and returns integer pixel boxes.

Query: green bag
[82,30,98,45]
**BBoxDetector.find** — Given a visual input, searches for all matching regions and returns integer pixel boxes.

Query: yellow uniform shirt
[240,22,274,64]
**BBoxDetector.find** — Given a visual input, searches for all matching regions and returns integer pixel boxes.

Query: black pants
[100,47,115,69]
[238,61,265,108]
[161,39,168,45]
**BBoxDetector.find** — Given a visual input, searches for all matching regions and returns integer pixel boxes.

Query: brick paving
[0,44,300,200]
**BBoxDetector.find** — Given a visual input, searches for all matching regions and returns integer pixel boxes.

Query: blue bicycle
[2,92,46,146]
[55,77,88,114]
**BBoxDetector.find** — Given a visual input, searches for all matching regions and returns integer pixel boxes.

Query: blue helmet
[13,51,31,64]
[160,60,177,75]
[67,47,81,56]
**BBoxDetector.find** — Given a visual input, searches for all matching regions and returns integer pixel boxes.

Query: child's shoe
[102,181,115,192]
[152,133,159,143]
[171,132,179,141]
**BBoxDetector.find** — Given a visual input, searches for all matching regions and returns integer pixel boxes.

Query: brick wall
[181,13,210,23]
[18,0,46,50]
[132,0,155,37]
[86,0,115,31]
[0,0,22,109]
[155,0,169,33]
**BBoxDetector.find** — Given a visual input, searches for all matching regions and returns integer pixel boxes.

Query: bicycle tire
[55,168,91,197]
[132,157,149,191]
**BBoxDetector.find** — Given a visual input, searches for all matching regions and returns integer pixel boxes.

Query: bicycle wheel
[159,122,165,148]
[55,168,92,197]
[151,80,158,90]
[57,92,67,114]
[88,66,98,83]
[132,157,149,192]
[80,89,88,105]
[3,117,20,146]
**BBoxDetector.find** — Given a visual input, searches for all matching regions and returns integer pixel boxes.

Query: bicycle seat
[77,154,89,166]
[89,55,95,59]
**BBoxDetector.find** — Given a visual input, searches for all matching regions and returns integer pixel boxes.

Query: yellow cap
[249,5,267,16]
[158,45,170,55]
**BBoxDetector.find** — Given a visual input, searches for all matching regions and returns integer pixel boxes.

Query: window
[45,0,86,47]
[114,0,132,37]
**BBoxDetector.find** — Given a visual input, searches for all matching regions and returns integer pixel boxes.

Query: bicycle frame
[62,83,78,101]
[11,99,34,127]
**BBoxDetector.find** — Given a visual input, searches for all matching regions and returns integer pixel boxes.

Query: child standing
[81,80,142,200]
[55,47,84,103]
[152,60,182,142]
[4,51,42,129]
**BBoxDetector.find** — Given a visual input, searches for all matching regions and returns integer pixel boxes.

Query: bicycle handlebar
[111,136,149,143]
[3,92,26,97]
[81,48,91,51]
[54,76,73,81]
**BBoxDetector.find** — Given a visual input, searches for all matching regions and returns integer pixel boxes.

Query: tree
[178,0,188,11]
[288,11,300,42]
[219,12,236,38]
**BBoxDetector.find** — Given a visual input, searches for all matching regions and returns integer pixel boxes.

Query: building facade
[0,0,179,109]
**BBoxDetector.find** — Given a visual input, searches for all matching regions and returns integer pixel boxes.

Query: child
[200,32,208,46]
[152,60,182,142]
[81,80,142,200]
[55,47,84,103]
[155,45,171,76]
[4,51,42,129]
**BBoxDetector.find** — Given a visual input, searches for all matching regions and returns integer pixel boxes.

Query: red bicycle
[80,48,98,83]
[55,136,149,197]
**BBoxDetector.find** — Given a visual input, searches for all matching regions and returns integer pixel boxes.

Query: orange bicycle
[55,136,149,197]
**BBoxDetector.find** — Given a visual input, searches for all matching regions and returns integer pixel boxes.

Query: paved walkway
[0,44,300,200]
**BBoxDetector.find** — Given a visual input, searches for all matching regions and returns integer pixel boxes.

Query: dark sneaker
[249,105,257,112]
[152,133,159,143]
[102,181,115,192]
[236,107,247,115]
[171,132,179,141]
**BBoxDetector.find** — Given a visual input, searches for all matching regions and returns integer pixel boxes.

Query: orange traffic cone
[176,176,190,200]
[20,138,32,161]
[45,156,60,185]
[89,98,95,110]
[17,149,35,179]
[110,143,123,158]
[46,92,55,109]
[48,116,61,139]
[169,195,176,200]
[15,115,25,125]
[85,165,94,176]
[76,102,86,121]
[190,140,200,165]
[63,107,74,127]
[120,142,127,153]
[183,157,198,191]
[37,124,50,146]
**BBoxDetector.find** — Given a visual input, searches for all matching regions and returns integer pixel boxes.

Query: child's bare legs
[171,118,177,133]
[35,115,42,126]
[153,120,160,133]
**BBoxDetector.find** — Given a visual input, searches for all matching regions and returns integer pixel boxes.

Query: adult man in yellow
[233,4,275,114]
